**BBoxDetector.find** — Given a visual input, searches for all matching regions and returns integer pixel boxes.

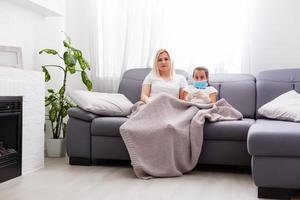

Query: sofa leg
[258,187,292,199]
[69,157,92,166]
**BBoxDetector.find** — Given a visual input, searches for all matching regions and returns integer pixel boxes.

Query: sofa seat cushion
[204,118,255,141]
[248,119,300,157]
[91,117,127,137]
[91,117,255,139]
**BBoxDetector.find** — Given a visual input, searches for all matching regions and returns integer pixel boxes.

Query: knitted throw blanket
[120,93,242,179]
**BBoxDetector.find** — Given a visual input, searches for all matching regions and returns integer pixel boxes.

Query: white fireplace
[0,67,45,175]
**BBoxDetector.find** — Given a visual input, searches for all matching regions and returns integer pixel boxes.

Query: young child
[183,66,218,104]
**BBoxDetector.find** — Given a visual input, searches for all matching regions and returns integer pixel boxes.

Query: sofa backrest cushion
[118,68,188,103]
[256,68,300,118]
[209,74,256,118]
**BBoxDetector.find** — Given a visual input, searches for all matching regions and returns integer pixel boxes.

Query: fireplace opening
[0,96,22,183]
[0,141,17,157]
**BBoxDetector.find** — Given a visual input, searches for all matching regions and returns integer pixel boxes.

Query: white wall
[0,0,65,86]
[29,0,65,15]
[0,0,66,140]
[247,0,300,74]
[65,0,91,92]
[0,0,66,90]
[0,0,42,71]
[10,0,64,16]
[35,17,65,90]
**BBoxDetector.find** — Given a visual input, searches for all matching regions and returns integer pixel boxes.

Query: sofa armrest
[68,107,98,122]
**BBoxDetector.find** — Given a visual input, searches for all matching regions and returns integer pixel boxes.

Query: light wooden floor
[0,157,299,200]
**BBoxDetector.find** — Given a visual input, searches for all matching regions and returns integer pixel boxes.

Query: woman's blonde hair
[151,48,174,79]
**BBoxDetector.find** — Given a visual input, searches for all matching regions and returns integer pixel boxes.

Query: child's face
[193,70,207,81]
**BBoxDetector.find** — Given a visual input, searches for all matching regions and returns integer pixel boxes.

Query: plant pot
[46,138,66,157]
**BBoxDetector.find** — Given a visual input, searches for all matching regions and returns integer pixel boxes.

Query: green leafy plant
[40,35,92,139]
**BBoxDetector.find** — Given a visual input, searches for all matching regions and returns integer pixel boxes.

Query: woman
[140,49,187,103]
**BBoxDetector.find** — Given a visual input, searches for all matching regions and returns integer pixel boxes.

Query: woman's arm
[140,84,151,103]
[209,92,217,103]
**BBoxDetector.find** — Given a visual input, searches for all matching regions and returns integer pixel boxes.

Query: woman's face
[157,52,171,73]
[193,70,207,81]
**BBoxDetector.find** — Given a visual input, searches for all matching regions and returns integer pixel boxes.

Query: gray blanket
[120,93,243,179]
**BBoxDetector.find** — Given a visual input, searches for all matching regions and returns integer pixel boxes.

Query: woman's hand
[179,88,187,101]
[209,92,217,103]
[140,84,151,103]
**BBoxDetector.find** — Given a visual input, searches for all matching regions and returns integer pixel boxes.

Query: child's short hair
[193,66,209,79]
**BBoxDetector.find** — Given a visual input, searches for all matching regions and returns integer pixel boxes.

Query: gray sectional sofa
[66,68,300,199]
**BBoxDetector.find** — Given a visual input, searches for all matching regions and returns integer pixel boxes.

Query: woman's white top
[143,72,187,100]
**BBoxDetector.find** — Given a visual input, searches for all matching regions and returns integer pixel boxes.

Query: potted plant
[40,35,92,157]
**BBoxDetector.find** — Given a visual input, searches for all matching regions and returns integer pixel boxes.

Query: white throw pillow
[258,90,300,122]
[68,90,133,116]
